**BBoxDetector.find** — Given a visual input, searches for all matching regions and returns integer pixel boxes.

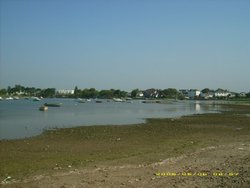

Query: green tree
[161,88,179,98]
[131,89,139,98]
[201,88,210,94]
[114,90,121,97]
[41,88,56,98]
[99,90,113,98]
[120,91,128,98]
[7,86,11,94]
[81,88,98,98]
[74,86,81,98]
[89,88,98,98]
[23,87,36,96]
[14,85,25,93]
[0,89,7,96]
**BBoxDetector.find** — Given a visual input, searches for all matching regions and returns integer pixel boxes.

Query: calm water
[0,98,221,140]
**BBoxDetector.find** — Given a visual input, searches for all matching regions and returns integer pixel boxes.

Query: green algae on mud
[0,104,250,180]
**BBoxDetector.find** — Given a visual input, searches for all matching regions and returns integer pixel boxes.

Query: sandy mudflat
[1,104,250,187]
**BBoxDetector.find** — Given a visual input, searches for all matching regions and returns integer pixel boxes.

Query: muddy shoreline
[1,104,250,187]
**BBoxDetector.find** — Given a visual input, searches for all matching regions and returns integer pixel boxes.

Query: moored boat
[44,103,62,107]
[6,97,14,100]
[78,100,85,103]
[32,97,41,101]
[142,100,161,104]
[39,105,48,111]
[113,98,125,102]
[76,98,85,103]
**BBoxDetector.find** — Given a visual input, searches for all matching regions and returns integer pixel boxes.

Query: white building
[133,91,144,98]
[57,89,74,95]
[200,92,214,99]
[179,89,189,98]
[137,91,144,98]
[179,89,201,99]
[187,89,201,98]
[15,91,26,95]
[214,89,230,97]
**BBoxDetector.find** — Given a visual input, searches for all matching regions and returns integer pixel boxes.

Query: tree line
[0,85,129,99]
[1,85,250,99]
[73,87,127,99]
[0,85,181,99]
[0,85,56,98]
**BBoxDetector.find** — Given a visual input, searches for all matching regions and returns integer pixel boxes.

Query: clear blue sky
[1,0,249,92]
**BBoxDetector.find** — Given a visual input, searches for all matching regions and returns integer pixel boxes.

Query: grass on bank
[0,105,250,180]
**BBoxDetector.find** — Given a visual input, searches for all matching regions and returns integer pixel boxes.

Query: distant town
[0,85,249,100]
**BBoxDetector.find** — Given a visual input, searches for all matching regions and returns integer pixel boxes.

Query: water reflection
[195,103,201,112]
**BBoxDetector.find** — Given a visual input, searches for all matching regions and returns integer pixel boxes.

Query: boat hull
[44,103,62,107]
[39,106,48,111]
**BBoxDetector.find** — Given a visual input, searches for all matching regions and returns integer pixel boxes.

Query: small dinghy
[39,105,48,111]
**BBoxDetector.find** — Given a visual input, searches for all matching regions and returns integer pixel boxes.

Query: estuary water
[0,98,221,140]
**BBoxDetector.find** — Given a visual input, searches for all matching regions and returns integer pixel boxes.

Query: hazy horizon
[1,0,249,92]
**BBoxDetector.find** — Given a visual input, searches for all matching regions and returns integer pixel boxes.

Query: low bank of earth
[0,104,250,187]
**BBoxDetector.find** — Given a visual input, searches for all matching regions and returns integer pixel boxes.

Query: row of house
[56,88,247,99]
[179,89,237,99]
[134,88,247,99]
[134,89,161,98]
[56,89,74,95]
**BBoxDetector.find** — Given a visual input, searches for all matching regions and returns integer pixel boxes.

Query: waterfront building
[180,89,201,99]
[56,89,74,95]
[214,89,230,97]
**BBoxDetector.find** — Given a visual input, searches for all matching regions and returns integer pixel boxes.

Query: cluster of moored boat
[0,96,63,111]
[1,97,137,112]
[0,96,44,101]
[0,96,20,100]
[76,98,92,103]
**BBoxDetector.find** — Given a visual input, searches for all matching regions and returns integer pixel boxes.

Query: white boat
[78,99,86,103]
[0,97,3,100]
[32,97,40,101]
[6,97,14,100]
[113,98,125,102]
[76,98,85,103]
